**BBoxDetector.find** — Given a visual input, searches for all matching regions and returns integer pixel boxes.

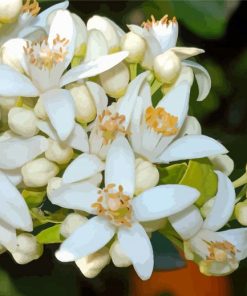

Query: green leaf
[158,163,187,185]
[0,268,23,296]
[22,190,46,208]
[31,208,67,226]
[36,224,63,244]
[151,232,185,270]
[179,158,218,207]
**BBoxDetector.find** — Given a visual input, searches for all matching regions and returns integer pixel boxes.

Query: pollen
[98,109,129,145]
[142,14,177,29]
[22,0,41,16]
[92,184,132,227]
[145,106,178,136]
[206,240,237,263]
[23,35,69,70]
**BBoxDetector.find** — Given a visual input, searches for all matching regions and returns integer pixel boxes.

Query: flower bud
[121,32,146,63]
[69,84,97,124]
[45,140,73,165]
[47,177,62,196]
[135,158,159,195]
[87,15,120,52]
[0,0,22,24]
[200,197,215,218]
[153,50,181,84]
[99,62,129,99]
[22,158,59,188]
[109,240,131,267]
[60,213,88,238]
[12,233,43,265]
[235,201,247,226]
[209,155,234,177]
[34,99,48,120]
[141,218,167,233]
[0,38,27,73]
[76,247,110,278]
[8,107,38,137]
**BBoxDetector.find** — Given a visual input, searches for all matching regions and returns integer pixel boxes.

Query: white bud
[47,177,63,196]
[70,84,97,124]
[60,213,88,238]
[8,107,38,137]
[87,15,120,52]
[76,247,110,278]
[0,38,27,73]
[22,158,59,188]
[45,140,73,165]
[0,0,22,24]
[99,62,129,99]
[141,218,167,233]
[12,233,43,265]
[121,32,146,63]
[154,50,181,84]
[200,198,215,218]
[34,99,48,120]
[109,240,131,267]
[209,155,234,177]
[235,201,247,226]
[135,158,159,195]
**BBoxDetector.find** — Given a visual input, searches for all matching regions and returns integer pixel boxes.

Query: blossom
[129,77,228,163]
[128,15,210,101]
[0,1,69,46]
[0,131,48,251]
[169,170,247,275]
[49,136,199,279]
[0,10,128,140]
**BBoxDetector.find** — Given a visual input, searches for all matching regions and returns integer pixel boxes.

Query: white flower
[169,171,247,275]
[129,78,228,163]
[49,136,199,280]
[128,15,211,101]
[89,72,148,160]
[0,10,128,140]
[0,1,69,46]
[0,132,48,251]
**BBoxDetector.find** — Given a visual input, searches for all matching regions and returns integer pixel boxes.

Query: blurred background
[1,0,247,295]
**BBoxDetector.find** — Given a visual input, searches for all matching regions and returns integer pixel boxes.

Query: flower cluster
[0,0,247,281]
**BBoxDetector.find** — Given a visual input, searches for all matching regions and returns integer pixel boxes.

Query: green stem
[233,173,247,188]
[129,63,137,80]
[151,79,162,95]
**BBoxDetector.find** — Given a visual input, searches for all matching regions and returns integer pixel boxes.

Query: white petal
[0,222,16,252]
[132,185,200,221]
[60,51,128,87]
[218,228,247,261]
[55,216,116,262]
[48,10,75,69]
[157,81,190,128]
[177,116,202,137]
[118,222,153,280]
[171,47,204,60]
[86,81,108,115]
[0,136,48,170]
[0,171,32,231]
[182,60,211,101]
[158,135,228,164]
[41,89,75,141]
[84,29,108,62]
[105,136,135,196]
[169,205,203,240]
[0,64,39,97]
[3,169,22,185]
[209,154,234,177]
[63,154,105,184]
[203,171,235,232]
[49,181,99,214]
[66,123,89,152]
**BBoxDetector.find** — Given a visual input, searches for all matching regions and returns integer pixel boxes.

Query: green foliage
[22,189,46,208]
[31,208,67,227]
[158,163,187,185]
[36,224,63,244]
[0,269,22,296]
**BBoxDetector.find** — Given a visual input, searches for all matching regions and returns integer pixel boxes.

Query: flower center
[98,109,129,145]
[23,35,69,70]
[142,15,177,29]
[92,184,132,227]
[145,106,178,136]
[22,0,40,16]
[206,241,237,263]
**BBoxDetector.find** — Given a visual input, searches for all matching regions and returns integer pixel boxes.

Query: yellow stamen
[92,184,132,227]
[206,240,237,263]
[22,0,40,16]
[142,14,177,29]
[145,106,178,136]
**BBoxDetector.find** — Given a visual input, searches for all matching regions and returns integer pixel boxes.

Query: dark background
[1,1,247,295]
